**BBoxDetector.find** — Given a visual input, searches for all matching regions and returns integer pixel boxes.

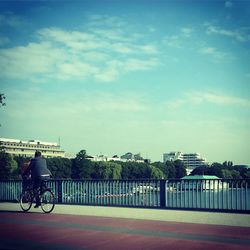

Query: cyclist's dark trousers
[22,179,32,190]
[33,176,50,205]
[33,177,42,205]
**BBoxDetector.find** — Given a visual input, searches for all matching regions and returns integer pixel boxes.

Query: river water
[166,189,250,210]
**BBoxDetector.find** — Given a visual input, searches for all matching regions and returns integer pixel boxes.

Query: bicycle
[20,180,55,213]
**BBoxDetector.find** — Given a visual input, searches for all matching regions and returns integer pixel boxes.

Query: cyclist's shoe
[34,203,41,208]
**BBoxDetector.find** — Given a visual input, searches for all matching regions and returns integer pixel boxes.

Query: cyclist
[24,151,52,208]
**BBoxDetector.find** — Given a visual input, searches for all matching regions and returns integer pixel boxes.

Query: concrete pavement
[1,209,250,250]
[1,202,250,250]
[1,202,250,227]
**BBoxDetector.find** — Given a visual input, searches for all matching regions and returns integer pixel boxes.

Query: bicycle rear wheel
[40,189,55,213]
[20,190,33,212]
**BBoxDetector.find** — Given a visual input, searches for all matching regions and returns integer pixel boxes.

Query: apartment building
[163,151,207,175]
[0,137,65,158]
[163,152,183,162]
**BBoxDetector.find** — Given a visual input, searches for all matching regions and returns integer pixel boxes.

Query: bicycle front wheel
[20,190,32,212]
[40,189,55,213]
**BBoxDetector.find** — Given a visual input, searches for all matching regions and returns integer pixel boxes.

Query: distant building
[0,137,65,158]
[86,152,150,163]
[181,175,228,190]
[163,152,182,162]
[163,151,207,175]
[86,155,126,162]
[121,152,134,161]
[121,152,149,163]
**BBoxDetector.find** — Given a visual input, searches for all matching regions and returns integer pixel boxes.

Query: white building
[163,151,207,175]
[86,152,149,163]
[181,175,229,190]
[163,152,183,162]
[0,137,65,158]
[121,152,149,163]
[86,155,126,162]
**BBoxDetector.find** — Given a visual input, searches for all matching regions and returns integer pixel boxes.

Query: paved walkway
[1,203,250,249]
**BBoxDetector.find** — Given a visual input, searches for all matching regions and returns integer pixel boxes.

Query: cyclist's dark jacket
[25,156,51,179]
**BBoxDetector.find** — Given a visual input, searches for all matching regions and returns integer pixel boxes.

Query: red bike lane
[0,211,250,250]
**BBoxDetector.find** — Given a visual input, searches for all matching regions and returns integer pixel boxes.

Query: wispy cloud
[187,91,250,107]
[0,42,65,79]
[38,28,105,50]
[7,90,149,120]
[167,91,250,109]
[53,94,149,116]
[111,42,158,55]
[0,16,160,82]
[198,46,233,62]
[163,26,194,49]
[206,25,250,42]
[38,27,158,55]
[162,35,182,48]
[87,93,149,112]
[164,99,185,109]
[95,58,159,82]
[225,1,233,8]
[180,27,194,37]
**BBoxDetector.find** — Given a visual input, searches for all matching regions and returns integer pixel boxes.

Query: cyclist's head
[35,151,42,157]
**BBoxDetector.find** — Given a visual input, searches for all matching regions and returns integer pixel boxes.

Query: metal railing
[0,179,249,212]
[165,179,249,211]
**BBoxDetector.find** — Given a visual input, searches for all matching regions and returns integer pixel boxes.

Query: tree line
[191,161,250,179]
[0,149,249,180]
[1,149,185,180]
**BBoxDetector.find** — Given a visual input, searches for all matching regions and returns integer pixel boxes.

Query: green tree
[165,161,176,179]
[13,155,31,178]
[221,169,233,179]
[47,157,72,179]
[230,170,241,179]
[0,151,18,180]
[76,150,87,160]
[110,162,122,179]
[151,162,166,177]
[132,162,152,179]
[120,162,153,179]
[223,161,233,168]
[0,93,6,126]
[233,165,250,179]
[150,165,164,179]
[191,162,247,179]
[0,93,6,106]
[209,163,223,177]
[120,162,133,179]
[71,150,93,179]
[92,161,122,179]
[192,163,223,177]
[174,160,187,178]
[244,171,250,178]
[191,166,207,175]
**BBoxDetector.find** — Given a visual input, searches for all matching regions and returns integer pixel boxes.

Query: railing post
[57,180,63,204]
[160,180,166,208]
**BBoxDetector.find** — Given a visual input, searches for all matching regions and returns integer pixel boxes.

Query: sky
[0,0,250,164]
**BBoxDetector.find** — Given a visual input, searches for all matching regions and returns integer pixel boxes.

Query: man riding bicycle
[24,151,52,208]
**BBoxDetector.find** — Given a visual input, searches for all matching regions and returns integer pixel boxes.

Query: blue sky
[0,0,250,164]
